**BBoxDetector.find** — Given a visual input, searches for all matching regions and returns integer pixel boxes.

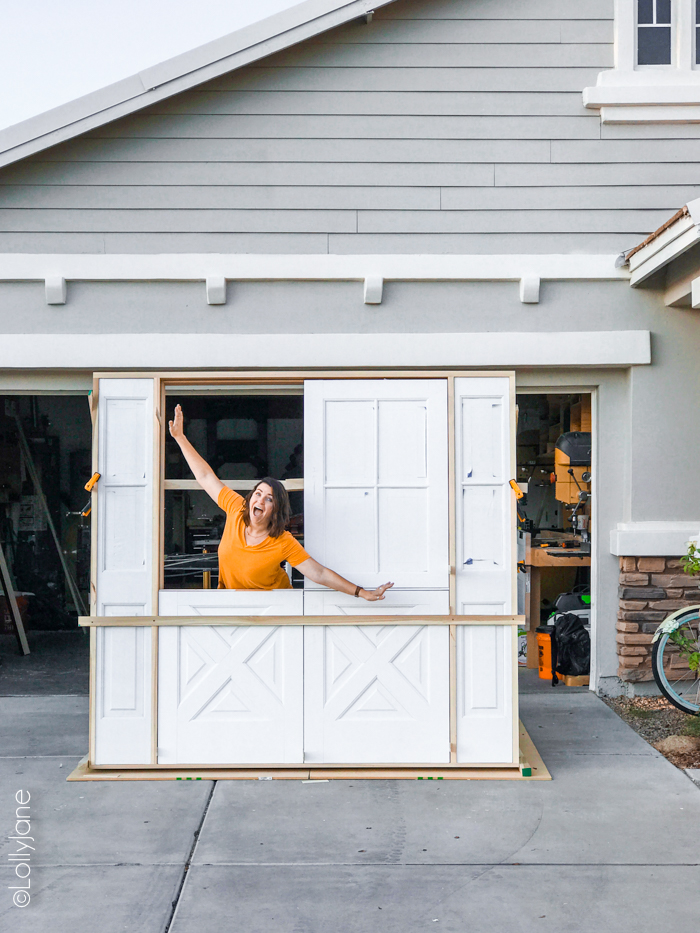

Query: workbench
[524,540,591,668]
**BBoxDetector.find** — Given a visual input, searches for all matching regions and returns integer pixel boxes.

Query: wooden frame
[88,367,520,775]
[80,615,524,627]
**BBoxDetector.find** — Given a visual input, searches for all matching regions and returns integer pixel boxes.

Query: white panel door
[456,624,515,764]
[94,378,155,765]
[304,379,449,590]
[158,590,303,764]
[454,377,515,615]
[304,622,449,763]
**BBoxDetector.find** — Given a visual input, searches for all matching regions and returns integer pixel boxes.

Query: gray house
[1,0,700,705]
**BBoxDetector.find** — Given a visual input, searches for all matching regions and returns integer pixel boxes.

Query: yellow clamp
[84,472,101,492]
[509,479,524,500]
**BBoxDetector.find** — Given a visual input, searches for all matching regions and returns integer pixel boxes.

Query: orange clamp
[84,472,101,492]
[508,479,524,500]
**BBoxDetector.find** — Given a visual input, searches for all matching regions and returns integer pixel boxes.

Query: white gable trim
[0,0,394,170]
[0,331,651,370]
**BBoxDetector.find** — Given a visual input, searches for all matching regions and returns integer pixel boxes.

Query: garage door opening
[0,394,92,633]
[516,393,592,678]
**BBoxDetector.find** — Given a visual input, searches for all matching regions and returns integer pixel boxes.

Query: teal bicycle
[651,606,700,714]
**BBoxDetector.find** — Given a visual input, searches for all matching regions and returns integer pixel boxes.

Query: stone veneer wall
[617,557,700,683]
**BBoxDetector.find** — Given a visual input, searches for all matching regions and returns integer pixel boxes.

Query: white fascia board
[0,253,629,284]
[0,331,651,370]
[610,522,700,557]
[628,218,700,287]
[0,0,394,170]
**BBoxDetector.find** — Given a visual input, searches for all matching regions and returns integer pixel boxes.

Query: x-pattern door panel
[304,624,449,764]
[159,623,303,764]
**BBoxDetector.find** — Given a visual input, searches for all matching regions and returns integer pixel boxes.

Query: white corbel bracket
[689,277,700,309]
[45,276,66,305]
[364,275,383,305]
[206,275,227,305]
[519,275,540,304]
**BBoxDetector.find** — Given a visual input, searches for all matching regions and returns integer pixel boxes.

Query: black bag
[553,612,590,678]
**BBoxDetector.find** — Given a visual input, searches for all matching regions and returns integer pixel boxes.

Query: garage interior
[516,392,593,680]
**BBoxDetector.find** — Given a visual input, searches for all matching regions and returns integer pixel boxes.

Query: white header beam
[0,331,651,370]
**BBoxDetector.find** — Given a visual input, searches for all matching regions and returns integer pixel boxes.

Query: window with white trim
[637,0,672,65]
[582,0,700,123]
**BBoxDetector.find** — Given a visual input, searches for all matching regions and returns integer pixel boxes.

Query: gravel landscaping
[603,695,700,769]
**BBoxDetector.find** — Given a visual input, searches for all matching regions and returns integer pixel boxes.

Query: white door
[454,377,515,615]
[158,590,303,764]
[304,622,449,764]
[303,379,449,763]
[454,376,516,765]
[304,379,449,590]
[94,378,156,765]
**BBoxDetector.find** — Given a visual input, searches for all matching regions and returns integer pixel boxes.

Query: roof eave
[0,0,394,170]
[628,197,700,287]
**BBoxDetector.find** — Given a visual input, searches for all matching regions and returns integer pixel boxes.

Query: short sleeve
[280,532,310,567]
[217,487,244,514]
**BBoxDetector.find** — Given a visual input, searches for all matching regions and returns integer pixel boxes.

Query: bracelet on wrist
[354,585,362,598]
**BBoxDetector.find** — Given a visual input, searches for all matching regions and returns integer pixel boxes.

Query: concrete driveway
[1,671,699,932]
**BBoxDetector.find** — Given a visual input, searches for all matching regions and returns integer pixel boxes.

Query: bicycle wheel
[651,608,700,714]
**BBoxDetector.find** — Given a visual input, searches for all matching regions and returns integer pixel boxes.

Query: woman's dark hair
[242,477,290,538]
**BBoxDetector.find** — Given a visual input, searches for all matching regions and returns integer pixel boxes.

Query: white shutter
[456,624,515,764]
[454,376,516,765]
[158,590,303,765]
[454,377,514,614]
[304,379,448,590]
[94,378,155,765]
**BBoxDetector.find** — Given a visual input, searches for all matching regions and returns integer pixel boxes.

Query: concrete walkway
[1,676,699,932]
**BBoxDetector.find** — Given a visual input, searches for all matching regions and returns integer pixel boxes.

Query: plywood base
[67,722,550,782]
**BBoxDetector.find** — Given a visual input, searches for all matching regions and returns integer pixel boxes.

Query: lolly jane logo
[8,790,33,907]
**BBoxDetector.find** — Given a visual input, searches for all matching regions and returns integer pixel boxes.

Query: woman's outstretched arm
[168,404,224,504]
[295,557,393,602]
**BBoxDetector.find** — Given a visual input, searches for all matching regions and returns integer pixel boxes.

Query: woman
[169,405,393,601]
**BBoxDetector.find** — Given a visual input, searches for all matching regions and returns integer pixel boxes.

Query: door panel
[456,624,515,764]
[159,624,303,764]
[455,377,514,616]
[303,588,449,616]
[304,623,449,764]
[158,589,303,616]
[304,380,448,590]
[94,378,155,765]
[158,589,303,764]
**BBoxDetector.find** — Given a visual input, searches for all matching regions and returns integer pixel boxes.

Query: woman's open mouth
[253,505,263,515]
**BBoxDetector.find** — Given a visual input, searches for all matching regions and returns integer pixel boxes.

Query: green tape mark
[196,776,201,780]
[176,777,181,780]
[522,767,532,777]
[437,776,443,780]
[427,776,433,780]
[417,776,423,780]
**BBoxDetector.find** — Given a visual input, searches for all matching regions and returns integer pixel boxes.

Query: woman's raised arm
[168,404,224,504]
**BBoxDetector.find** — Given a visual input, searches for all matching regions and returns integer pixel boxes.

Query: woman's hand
[360,582,394,601]
[168,404,185,441]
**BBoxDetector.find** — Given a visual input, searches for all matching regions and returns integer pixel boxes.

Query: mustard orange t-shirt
[216,487,309,590]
